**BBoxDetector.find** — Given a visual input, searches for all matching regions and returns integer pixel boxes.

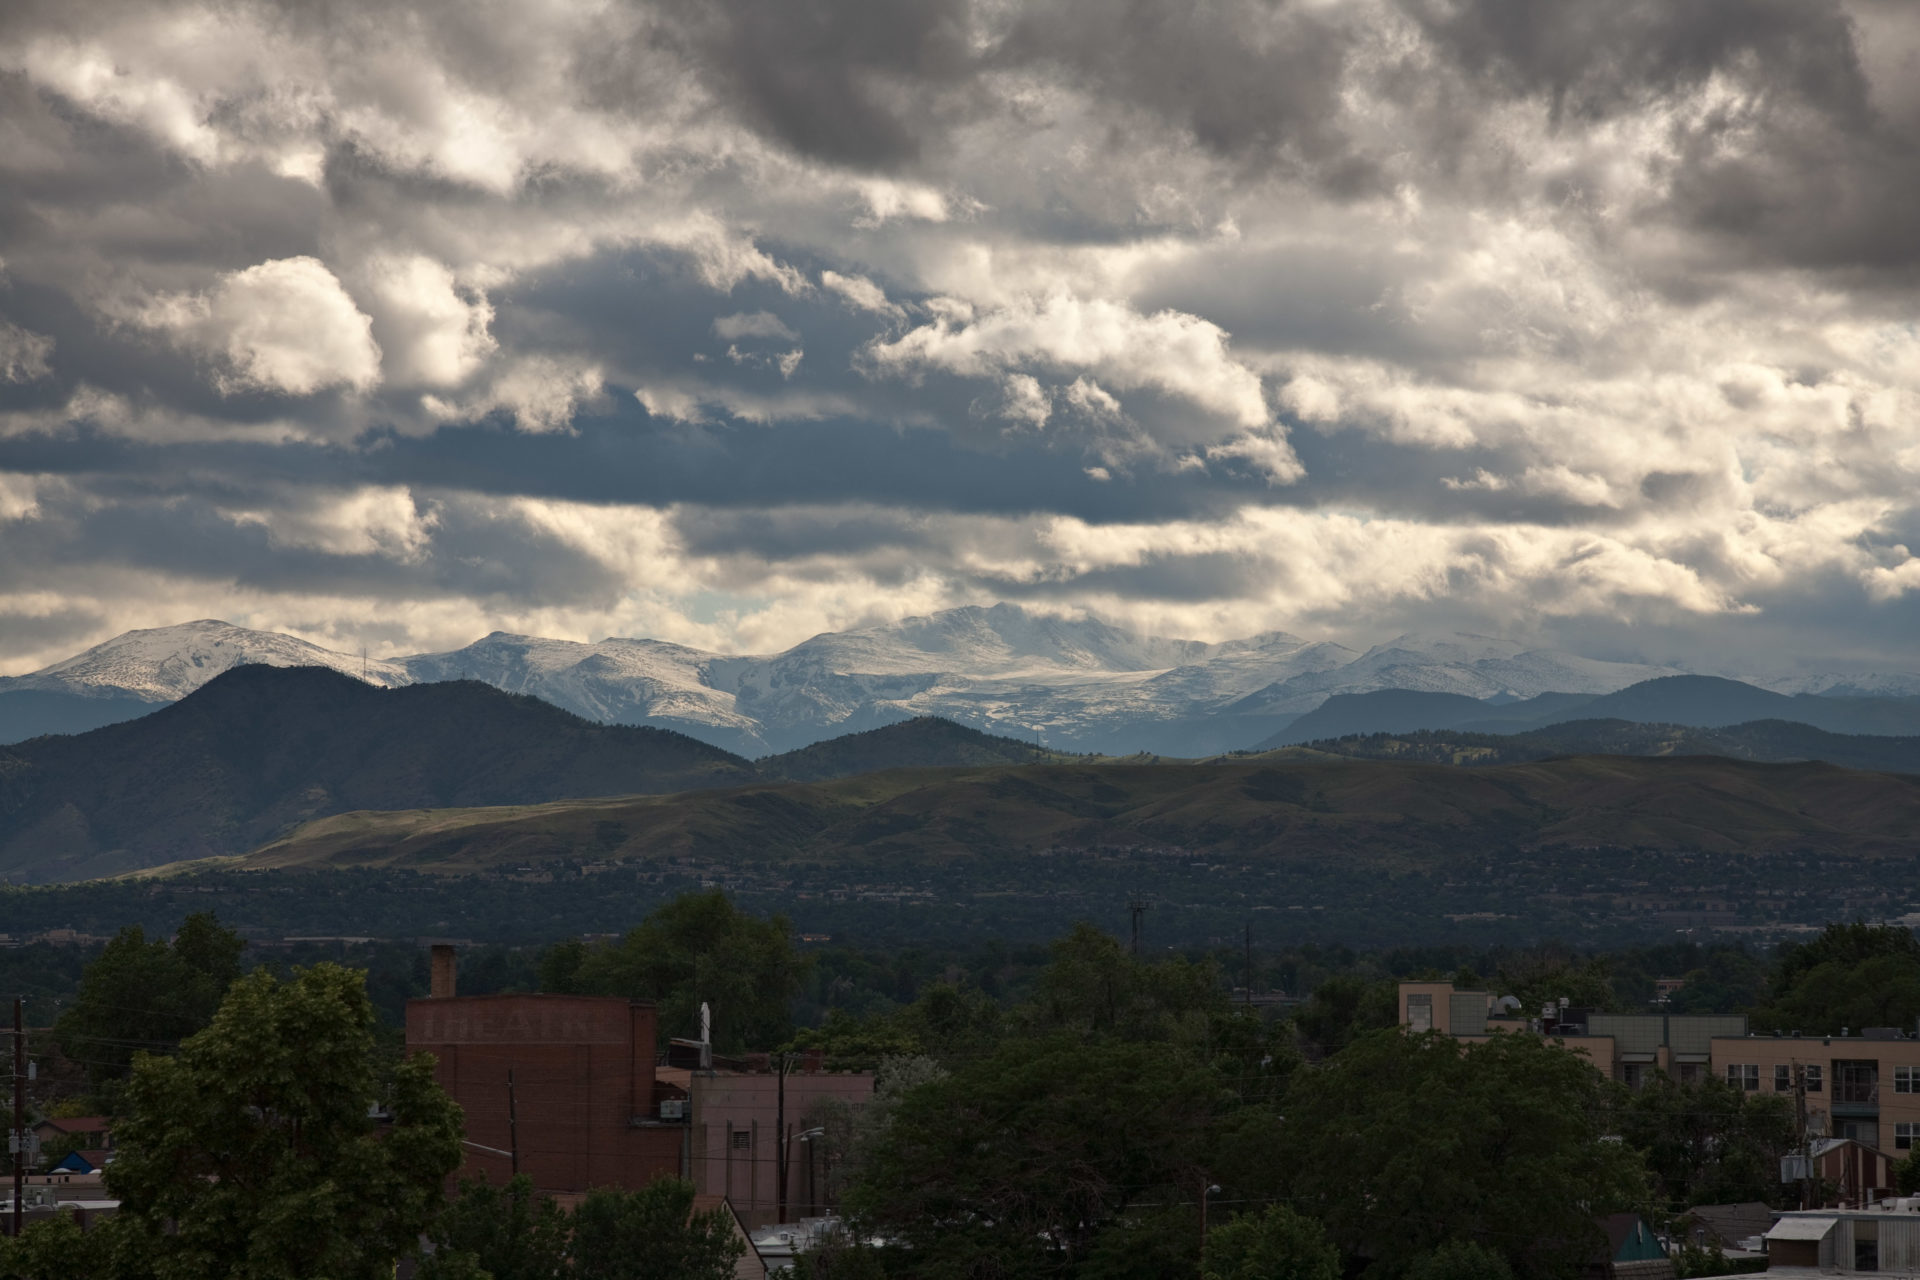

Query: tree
[1751,923,1920,1034]
[1407,1241,1516,1280]
[1613,1074,1794,1209]
[1203,1206,1342,1280]
[419,1175,571,1280]
[568,1179,745,1280]
[843,1035,1223,1278]
[544,892,807,1052]
[53,911,243,1103]
[1023,922,1223,1041]
[100,963,465,1280]
[1283,1030,1647,1280]
[1291,975,1396,1059]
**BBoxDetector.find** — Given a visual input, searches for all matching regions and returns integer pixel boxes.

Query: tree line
[14,901,1920,1278]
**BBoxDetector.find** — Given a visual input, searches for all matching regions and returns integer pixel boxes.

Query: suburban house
[1591,1213,1674,1280]
[30,1116,112,1155]
[1679,1201,1776,1252]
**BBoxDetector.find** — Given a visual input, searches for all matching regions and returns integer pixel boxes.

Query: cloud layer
[2,0,1918,673]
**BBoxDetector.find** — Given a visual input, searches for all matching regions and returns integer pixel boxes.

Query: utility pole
[507,1068,519,1178]
[1244,924,1254,1013]
[776,1053,790,1224]
[12,997,23,1240]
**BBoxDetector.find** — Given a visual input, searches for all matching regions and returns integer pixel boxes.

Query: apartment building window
[1806,1065,1823,1093]
[1775,1064,1792,1093]
[1899,1123,1920,1151]
[1407,993,1433,1032]
[1726,1064,1759,1091]
[1836,1061,1880,1105]
[731,1131,752,1150]
[1897,1065,1920,1093]
[1678,1063,1702,1084]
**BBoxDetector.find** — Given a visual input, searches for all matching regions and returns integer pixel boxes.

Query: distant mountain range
[0,667,1054,882]
[8,662,1920,886]
[1268,676,1920,745]
[12,608,1919,755]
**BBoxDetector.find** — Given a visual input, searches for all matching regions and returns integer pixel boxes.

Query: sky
[2,0,1919,675]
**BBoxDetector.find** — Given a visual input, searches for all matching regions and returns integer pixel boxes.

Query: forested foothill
[8,898,1920,1278]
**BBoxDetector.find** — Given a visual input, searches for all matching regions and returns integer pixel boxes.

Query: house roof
[35,1116,110,1134]
[1767,1217,1839,1241]
[1685,1202,1776,1244]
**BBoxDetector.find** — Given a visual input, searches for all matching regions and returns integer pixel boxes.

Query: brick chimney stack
[430,944,457,999]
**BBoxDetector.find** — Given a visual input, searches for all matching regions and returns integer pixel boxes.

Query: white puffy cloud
[361,256,495,389]
[137,257,382,397]
[2,0,1920,675]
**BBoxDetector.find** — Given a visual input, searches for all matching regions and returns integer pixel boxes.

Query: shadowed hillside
[237,753,1920,874]
[756,715,1065,781]
[0,665,755,881]
[1262,718,1920,775]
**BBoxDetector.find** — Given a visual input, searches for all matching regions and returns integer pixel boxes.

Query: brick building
[405,946,687,1193]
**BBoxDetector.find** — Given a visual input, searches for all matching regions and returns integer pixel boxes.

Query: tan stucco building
[1400,982,1920,1157]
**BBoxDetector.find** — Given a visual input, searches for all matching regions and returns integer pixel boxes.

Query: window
[1407,993,1433,1032]
[1836,1060,1880,1105]
[731,1130,752,1150]
[1726,1063,1759,1091]
[1899,1123,1920,1151]
[1622,1063,1646,1090]
[1806,1065,1823,1093]
[1896,1065,1920,1093]
[1775,1064,1792,1093]
[1678,1063,1702,1085]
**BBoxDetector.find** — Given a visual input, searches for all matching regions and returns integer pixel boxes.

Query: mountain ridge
[9,608,1920,755]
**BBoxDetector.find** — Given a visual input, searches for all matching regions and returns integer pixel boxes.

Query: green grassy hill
[235,753,1920,875]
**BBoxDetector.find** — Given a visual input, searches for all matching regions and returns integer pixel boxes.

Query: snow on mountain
[0,620,409,702]
[1226,636,1687,717]
[400,633,765,750]
[13,609,1916,756]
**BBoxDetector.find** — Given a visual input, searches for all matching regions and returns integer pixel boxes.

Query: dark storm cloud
[659,0,976,169]
[3,0,1920,672]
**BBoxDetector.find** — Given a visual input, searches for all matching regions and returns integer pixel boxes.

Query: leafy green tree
[543,892,806,1052]
[100,963,465,1279]
[1203,1205,1342,1280]
[568,1178,745,1280]
[1751,923,1920,1033]
[420,1175,570,1280]
[1494,951,1617,1016]
[53,911,243,1102]
[0,1210,108,1279]
[1613,1073,1794,1209]
[843,1035,1222,1278]
[1291,975,1396,1059]
[1024,922,1223,1040]
[1894,1151,1920,1195]
[1406,1241,1516,1280]
[1283,1031,1647,1280]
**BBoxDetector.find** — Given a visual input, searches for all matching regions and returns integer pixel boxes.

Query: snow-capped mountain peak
[4,620,410,702]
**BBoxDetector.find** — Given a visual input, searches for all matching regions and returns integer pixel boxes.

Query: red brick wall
[406,995,684,1193]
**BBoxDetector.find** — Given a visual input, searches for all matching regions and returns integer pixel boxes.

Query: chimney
[430,944,457,999]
